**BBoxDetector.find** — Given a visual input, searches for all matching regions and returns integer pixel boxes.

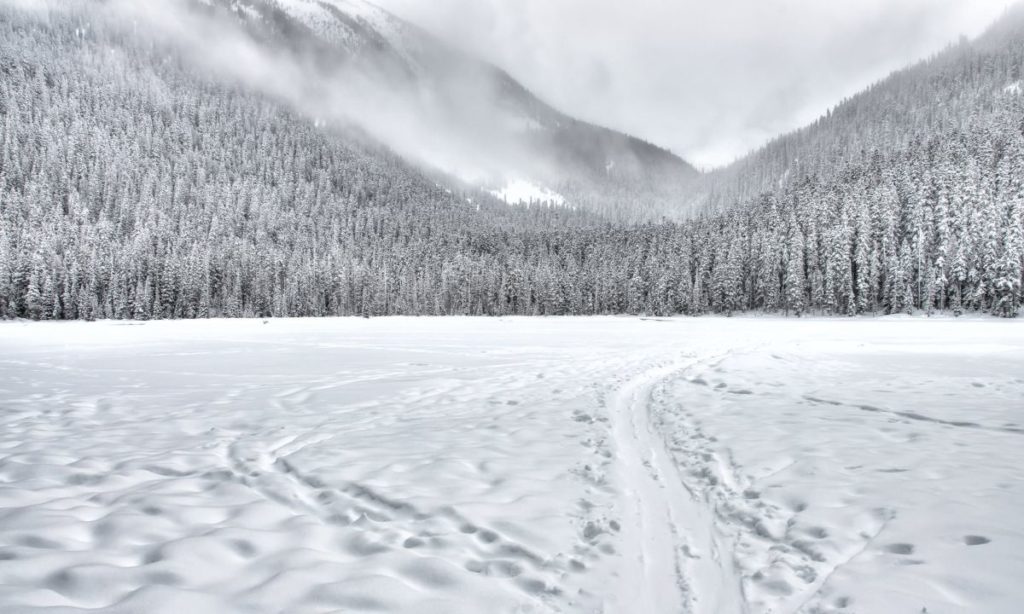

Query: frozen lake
[1,317,1022,613]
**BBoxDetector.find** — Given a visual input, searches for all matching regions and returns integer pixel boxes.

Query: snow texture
[270,0,421,71]
[0,317,1022,613]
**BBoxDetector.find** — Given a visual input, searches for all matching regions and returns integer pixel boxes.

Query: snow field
[0,316,1021,613]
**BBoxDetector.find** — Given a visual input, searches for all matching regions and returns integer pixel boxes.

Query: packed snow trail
[1,317,1023,614]
[607,354,746,614]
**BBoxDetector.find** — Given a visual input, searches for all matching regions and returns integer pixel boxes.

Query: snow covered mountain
[194,0,697,216]
[1,1,1020,321]
[691,3,1024,213]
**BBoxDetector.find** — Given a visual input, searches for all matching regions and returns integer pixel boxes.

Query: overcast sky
[376,0,1011,169]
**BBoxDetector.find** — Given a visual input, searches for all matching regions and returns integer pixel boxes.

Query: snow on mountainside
[4,1,1019,322]
[490,180,566,207]
[203,0,697,218]
[689,3,1024,214]
[260,0,417,64]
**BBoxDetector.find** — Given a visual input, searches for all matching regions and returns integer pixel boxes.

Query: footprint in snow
[883,543,915,555]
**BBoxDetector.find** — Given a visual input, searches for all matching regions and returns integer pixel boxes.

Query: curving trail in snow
[1,316,1022,613]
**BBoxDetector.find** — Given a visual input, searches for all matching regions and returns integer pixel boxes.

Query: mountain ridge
[195,0,699,218]
[0,0,1020,321]
[689,2,1024,213]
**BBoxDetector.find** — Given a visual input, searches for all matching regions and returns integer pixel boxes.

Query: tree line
[0,4,1021,320]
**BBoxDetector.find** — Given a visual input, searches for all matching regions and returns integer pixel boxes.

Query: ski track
[606,353,743,614]
[647,356,893,614]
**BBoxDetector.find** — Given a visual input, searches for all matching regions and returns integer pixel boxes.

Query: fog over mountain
[379,0,1011,168]
[100,0,695,218]
[1,0,1022,323]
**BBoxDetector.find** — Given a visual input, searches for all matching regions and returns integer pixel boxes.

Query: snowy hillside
[244,0,422,66]
[0,2,1021,321]
[202,0,697,212]
[1,317,1022,613]
[692,3,1024,213]
[490,180,566,207]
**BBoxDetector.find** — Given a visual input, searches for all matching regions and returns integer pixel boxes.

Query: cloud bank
[100,0,545,185]
[378,0,1011,168]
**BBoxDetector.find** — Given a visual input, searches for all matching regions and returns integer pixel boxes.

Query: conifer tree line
[0,5,1022,319]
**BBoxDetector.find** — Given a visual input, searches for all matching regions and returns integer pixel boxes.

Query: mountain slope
[692,3,1024,213]
[0,1,1020,321]
[193,0,698,219]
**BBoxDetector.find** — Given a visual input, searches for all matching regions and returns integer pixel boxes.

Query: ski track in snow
[608,352,747,614]
[0,317,1023,613]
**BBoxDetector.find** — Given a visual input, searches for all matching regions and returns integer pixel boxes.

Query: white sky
[376,0,1012,169]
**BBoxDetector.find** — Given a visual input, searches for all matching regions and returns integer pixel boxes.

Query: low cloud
[378,0,1011,168]
[100,0,544,185]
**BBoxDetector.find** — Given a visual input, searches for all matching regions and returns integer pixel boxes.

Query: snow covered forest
[1,2,1023,320]
[3,4,1024,614]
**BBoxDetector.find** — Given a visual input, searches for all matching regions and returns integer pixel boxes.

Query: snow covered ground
[0,316,1022,614]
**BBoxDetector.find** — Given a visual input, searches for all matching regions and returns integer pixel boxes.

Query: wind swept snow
[1,317,1022,613]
